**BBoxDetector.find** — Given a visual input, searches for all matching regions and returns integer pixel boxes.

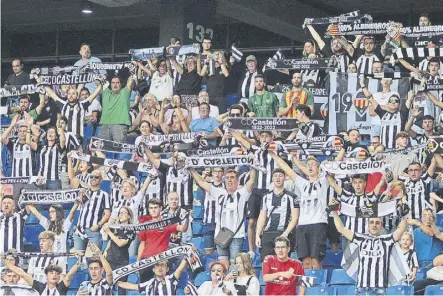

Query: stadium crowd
[1,9,443,296]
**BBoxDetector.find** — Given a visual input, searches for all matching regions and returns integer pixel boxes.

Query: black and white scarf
[39,73,104,85]
[231,44,243,62]
[225,117,298,131]
[108,216,180,232]
[33,66,80,75]
[264,58,331,71]
[303,11,372,27]
[340,199,398,218]
[391,47,443,63]
[185,155,266,172]
[165,44,200,56]
[0,84,46,98]
[320,158,386,174]
[185,145,241,157]
[18,189,80,206]
[82,62,136,74]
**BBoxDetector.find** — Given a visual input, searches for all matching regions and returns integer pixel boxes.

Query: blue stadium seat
[194,272,210,286]
[258,272,266,286]
[70,271,88,289]
[100,180,112,193]
[176,288,185,296]
[127,291,140,296]
[424,285,443,295]
[253,253,262,268]
[305,286,337,295]
[387,285,414,295]
[290,251,298,259]
[329,284,356,295]
[127,273,139,284]
[437,214,443,227]
[329,269,355,285]
[27,210,48,224]
[67,289,78,296]
[193,205,203,219]
[67,257,77,270]
[63,202,75,209]
[190,237,204,250]
[192,220,203,235]
[24,224,45,249]
[129,256,137,263]
[127,136,136,145]
[323,251,343,267]
[1,116,12,125]
[305,269,328,287]
[416,267,431,280]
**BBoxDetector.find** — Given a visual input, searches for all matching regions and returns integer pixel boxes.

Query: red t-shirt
[138,215,178,258]
[262,255,305,296]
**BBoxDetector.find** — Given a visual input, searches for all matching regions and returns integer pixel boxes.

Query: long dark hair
[47,204,65,235]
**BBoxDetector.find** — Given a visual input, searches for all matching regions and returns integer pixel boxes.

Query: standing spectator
[137,198,187,282]
[400,232,419,284]
[225,55,242,108]
[198,261,238,296]
[287,105,322,141]
[4,58,32,86]
[78,244,114,296]
[247,74,280,118]
[238,55,260,102]
[200,51,229,113]
[189,166,256,268]
[330,204,415,295]
[256,168,299,260]
[7,94,44,120]
[98,75,134,143]
[73,43,104,95]
[134,58,173,102]
[262,236,305,296]
[0,196,28,254]
[172,56,202,95]
[352,36,383,75]
[73,171,111,250]
[190,103,219,146]
[270,153,328,269]
[102,206,136,296]
[161,191,190,248]
[27,231,66,283]
[280,72,314,117]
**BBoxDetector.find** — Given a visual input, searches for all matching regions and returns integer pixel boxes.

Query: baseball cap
[246,55,256,63]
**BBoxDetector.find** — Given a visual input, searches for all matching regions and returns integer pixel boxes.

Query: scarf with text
[69,151,158,174]
[225,117,298,131]
[39,73,105,85]
[112,244,202,283]
[108,216,180,232]
[0,84,46,98]
[2,251,77,258]
[82,61,136,74]
[340,199,398,218]
[33,66,80,75]
[166,44,201,56]
[130,44,200,61]
[180,95,199,108]
[18,189,80,206]
[0,125,18,138]
[264,58,331,71]
[427,137,443,153]
[185,155,266,172]
[268,135,344,157]
[370,144,428,161]
[303,11,372,28]
[185,145,242,157]
[0,176,41,185]
[0,285,39,296]
[321,158,386,174]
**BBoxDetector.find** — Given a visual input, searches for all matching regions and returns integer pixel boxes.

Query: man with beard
[247,74,281,118]
[306,25,353,73]
[405,111,437,165]
[74,43,105,95]
[279,72,314,117]
[351,36,383,75]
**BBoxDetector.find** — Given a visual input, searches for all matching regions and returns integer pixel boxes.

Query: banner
[180,95,199,108]
[18,189,80,206]
[83,62,136,74]
[340,199,398,218]
[0,177,31,185]
[225,118,298,131]
[402,25,443,38]
[320,158,386,174]
[185,155,266,172]
[329,23,443,37]
[39,73,104,85]
[1,251,77,258]
[328,72,409,135]
[112,244,202,283]
[129,47,165,61]
[33,66,80,75]
[371,144,428,160]
[0,84,46,98]
[427,137,443,153]
[184,145,241,157]
[165,44,200,56]
[108,216,180,232]
[392,47,443,62]
[264,58,331,71]
[303,11,372,27]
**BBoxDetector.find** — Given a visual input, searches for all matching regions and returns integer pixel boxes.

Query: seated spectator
[190,103,219,146]
[192,91,220,119]
[414,209,443,264]
[163,94,190,124]
[160,102,190,134]
[226,253,260,295]
[413,254,443,295]
[198,261,237,296]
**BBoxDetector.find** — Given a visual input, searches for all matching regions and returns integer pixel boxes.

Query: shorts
[327,217,341,245]
[216,237,244,262]
[247,188,268,219]
[295,223,327,260]
[260,230,283,261]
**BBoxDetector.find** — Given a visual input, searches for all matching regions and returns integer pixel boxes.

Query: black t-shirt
[225,62,243,94]
[106,228,136,267]
[5,72,32,86]
[176,69,202,95]
[343,141,368,154]
[38,100,60,128]
[206,67,227,103]
[32,280,68,296]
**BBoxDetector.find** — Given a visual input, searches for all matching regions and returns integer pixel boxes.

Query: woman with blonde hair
[226,253,260,295]
[381,180,409,233]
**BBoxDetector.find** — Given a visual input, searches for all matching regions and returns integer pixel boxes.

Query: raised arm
[3,258,34,285]
[306,25,325,50]
[142,144,161,169]
[85,80,104,104]
[231,130,252,150]
[67,152,80,188]
[170,56,184,74]
[139,175,152,195]
[102,223,130,247]
[68,200,81,222]
[173,258,189,280]
[126,75,134,91]
[133,60,153,77]
[63,254,82,287]
[326,173,343,195]
[405,107,420,138]
[270,151,297,181]
[188,168,211,192]
[331,209,354,241]
[57,119,66,149]
[25,205,43,221]
[246,166,256,193]
[1,114,19,145]
[426,91,443,109]
[44,85,64,103]
[116,281,139,291]
[393,218,410,242]
[90,244,113,284]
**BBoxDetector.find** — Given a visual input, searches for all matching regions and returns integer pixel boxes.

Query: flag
[272,50,284,60]
[231,44,243,62]
[328,72,410,135]
[297,275,315,288]
[186,281,198,296]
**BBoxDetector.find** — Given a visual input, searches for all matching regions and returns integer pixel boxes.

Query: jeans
[73,229,103,251]
[60,171,70,189]
[45,180,62,190]
[356,287,386,295]
[128,238,140,258]
[98,124,128,143]
[216,237,244,262]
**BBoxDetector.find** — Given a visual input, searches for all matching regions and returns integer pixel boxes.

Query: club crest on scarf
[320,104,329,119]
[352,91,369,116]
[348,147,369,160]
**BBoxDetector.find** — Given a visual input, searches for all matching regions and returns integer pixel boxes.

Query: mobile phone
[384,167,393,183]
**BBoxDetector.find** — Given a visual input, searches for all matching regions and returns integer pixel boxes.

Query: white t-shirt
[191,105,220,119]
[209,185,251,239]
[230,276,260,296]
[39,217,72,253]
[371,91,399,126]
[292,174,328,225]
[197,280,238,296]
[84,99,102,117]
[149,71,173,102]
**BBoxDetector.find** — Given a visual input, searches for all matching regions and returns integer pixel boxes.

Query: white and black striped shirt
[413,134,432,164]
[6,139,33,177]
[399,173,432,220]
[59,100,90,137]
[78,279,112,296]
[352,233,395,289]
[76,172,91,186]
[261,189,299,232]
[32,280,69,296]
[295,121,322,141]
[161,207,189,247]
[159,162,193,209]
[76,189,111,236]
[28,255,65,284]
[203,181,224,224]
[139,274,179,296]
[356,54,380,75]
[0,210,27,253]
[107,168,139,208]
[375,105,408,149]
[252,148,277,190]
[240,71,257,99]
[38,144,63,181]
[330,54,352,73]
[339,190,378,234]
[403,249,419,273]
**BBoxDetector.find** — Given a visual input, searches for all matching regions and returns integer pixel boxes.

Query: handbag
[214,194,246,248]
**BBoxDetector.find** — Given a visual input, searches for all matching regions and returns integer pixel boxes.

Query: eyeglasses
[49,210,56,214]
[211,269,223,273]
[90,175,101,180]
[230,113,241,117]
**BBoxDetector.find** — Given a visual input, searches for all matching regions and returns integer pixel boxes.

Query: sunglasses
[211,269,223,273]
[90,175,101,180]
[230,113,241,117]
[389,99,399,104]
